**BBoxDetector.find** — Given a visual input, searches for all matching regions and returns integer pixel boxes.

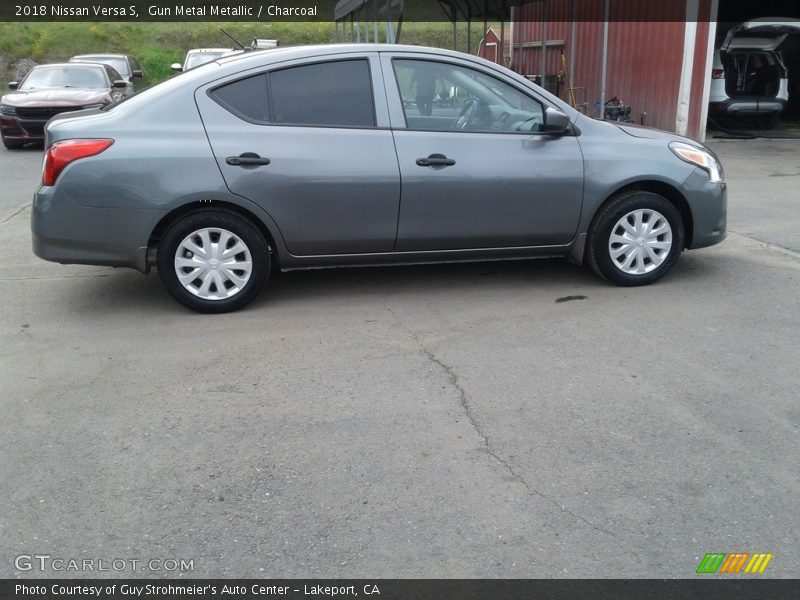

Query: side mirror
[8,81,18,90]
[543,106,571,133]
[112,79,128,88]
[132,69,143,78]
[170,63,183,72]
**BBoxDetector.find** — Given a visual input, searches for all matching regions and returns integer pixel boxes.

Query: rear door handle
[226,153,271,167]
[416,154,456,168]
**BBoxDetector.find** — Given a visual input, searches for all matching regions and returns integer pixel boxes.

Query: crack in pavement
[1,203,31,224]
[423,345,625,544]
[384,306,627,547]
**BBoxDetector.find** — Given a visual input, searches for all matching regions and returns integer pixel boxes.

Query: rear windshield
[21,66,107,90]
[185,52,227,70]
[74,56,130,77]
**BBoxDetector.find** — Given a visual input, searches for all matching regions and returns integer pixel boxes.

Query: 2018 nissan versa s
[32,44,727,313]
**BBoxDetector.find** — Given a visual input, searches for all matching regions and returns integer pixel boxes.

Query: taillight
[711,68,724,79]
[41,138,114,186]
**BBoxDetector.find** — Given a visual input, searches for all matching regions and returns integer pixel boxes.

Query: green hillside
[0,22,487,91]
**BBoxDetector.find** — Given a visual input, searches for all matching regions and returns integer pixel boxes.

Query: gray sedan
[32,44,727,313]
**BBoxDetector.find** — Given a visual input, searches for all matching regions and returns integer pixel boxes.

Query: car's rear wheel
[587,191,684,286]
[157,210,270,313]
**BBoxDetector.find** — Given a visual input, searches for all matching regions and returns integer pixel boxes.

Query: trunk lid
[722,18,800,51]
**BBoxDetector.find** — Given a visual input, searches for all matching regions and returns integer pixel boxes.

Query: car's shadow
[1,143,44,153]
[58,258,595,314]
[55,253,727,316]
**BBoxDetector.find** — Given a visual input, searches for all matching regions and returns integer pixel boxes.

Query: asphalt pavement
[0,138,798,578]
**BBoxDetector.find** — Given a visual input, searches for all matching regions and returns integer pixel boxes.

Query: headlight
[0,104,17,116]
[669,141,724,183]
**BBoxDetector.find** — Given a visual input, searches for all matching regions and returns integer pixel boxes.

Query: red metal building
[506,0,718,141]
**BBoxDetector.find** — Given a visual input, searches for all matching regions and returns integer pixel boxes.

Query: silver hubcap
[608,209,673,275]
[174,227,252,300]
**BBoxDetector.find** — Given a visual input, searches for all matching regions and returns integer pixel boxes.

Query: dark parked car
[69,53,146,91]
[32,45,727,313]
[1,63,130,148]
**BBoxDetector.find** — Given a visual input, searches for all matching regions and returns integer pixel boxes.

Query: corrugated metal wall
[512,0,715,139]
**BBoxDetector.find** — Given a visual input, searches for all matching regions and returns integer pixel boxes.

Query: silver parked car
[32,44,727,313]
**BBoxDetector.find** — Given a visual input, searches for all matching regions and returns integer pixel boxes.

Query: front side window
[393,59,544,133]
[105,66,122,82]
[270,59,375,127]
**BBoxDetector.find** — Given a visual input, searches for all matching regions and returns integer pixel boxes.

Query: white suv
[709,18,800,127]
[171,48,241,72]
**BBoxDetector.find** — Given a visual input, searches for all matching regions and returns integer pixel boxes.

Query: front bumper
[1,115,46,141]
[682,168,727,250]
[32,184,166,273]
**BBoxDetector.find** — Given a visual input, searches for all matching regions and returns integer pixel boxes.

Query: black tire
[586,191,684,286]
[157,210,270,313]
[2,136,25,150]
[760,112,780,130]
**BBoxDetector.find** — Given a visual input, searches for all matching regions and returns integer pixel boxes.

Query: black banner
[3,579,800,600]
[2,0,800,23]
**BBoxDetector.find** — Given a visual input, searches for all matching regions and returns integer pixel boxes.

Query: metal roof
[334,0,533,22]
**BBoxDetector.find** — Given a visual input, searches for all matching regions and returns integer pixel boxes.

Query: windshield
[20,66,107,90]
[185,51,227,70]
[73,56,130,77]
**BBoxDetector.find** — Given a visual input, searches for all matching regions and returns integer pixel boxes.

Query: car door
[194,53,401,256]
[382,54,584,251]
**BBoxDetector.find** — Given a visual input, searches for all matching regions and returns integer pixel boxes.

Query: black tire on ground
[2,136,25,149]
[157,210,270,313]
[586,191,685,287]
[760,112,780,130]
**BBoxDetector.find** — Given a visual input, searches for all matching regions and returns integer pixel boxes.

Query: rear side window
[210,74,270,124]
[270,59,375,127]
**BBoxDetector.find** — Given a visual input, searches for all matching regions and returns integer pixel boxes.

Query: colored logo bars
[696,552,774,574]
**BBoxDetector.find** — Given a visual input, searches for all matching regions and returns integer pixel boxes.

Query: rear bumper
[708,98,785,116]
[31,185,165,273]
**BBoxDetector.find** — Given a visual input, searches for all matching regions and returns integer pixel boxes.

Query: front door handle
[416,153,456,168]
[226,153,271,167]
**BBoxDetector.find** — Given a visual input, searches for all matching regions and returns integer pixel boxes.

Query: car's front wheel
[157,210,270,313]
[587,191,684,286]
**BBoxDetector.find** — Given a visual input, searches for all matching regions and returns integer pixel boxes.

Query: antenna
[219,27,246,49]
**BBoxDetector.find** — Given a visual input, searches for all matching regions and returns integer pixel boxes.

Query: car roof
[187,48,234,54]
[214,43,508,70]
[71,53,131,59]
[33,62,107,69]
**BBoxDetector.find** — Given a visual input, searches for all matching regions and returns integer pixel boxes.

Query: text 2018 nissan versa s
[32,45,727,313]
